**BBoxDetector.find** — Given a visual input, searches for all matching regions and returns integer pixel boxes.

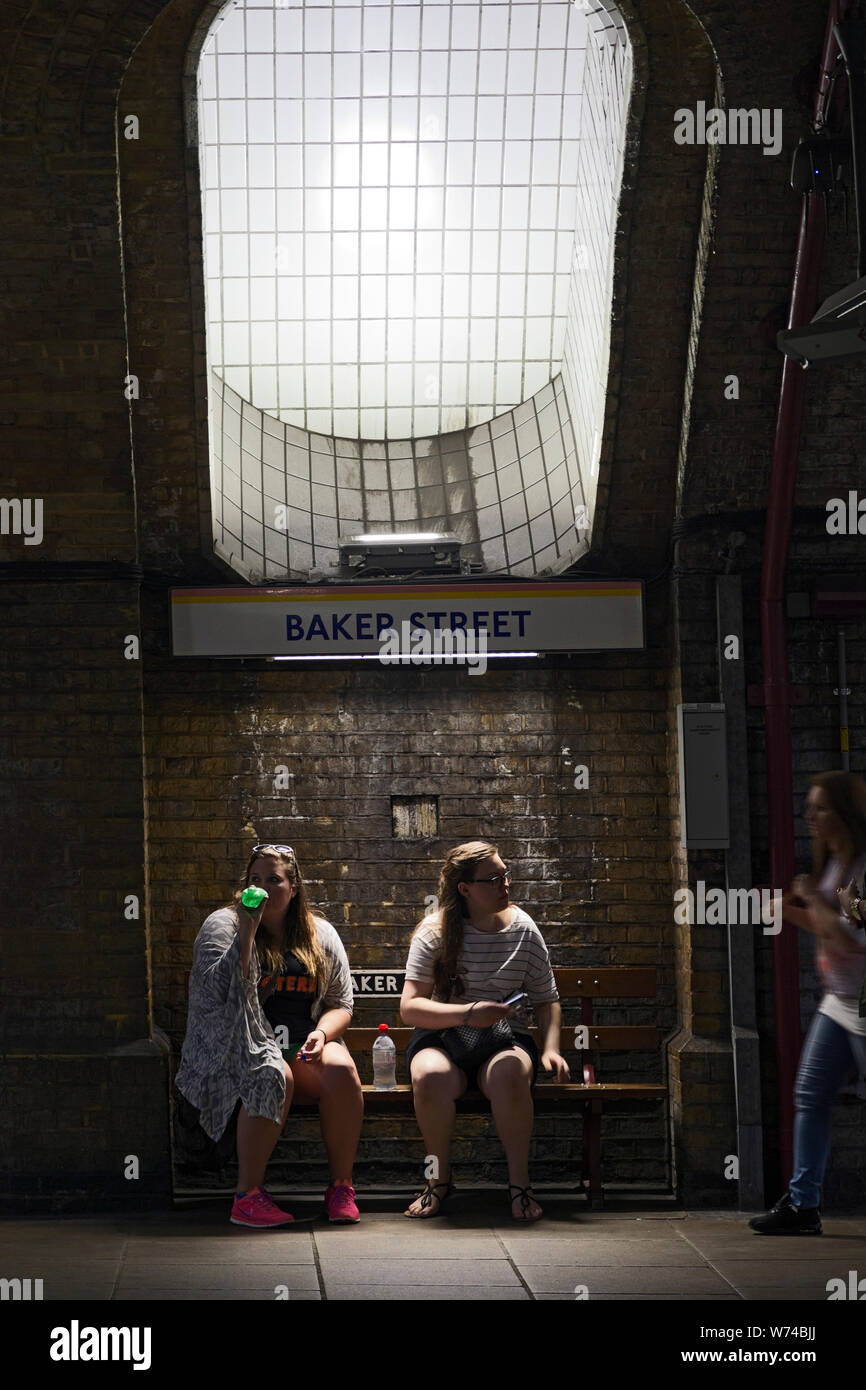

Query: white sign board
[170,581,645,657]
[351,970,406,997]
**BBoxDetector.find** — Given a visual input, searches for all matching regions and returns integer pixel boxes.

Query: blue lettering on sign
[286,607,533,642]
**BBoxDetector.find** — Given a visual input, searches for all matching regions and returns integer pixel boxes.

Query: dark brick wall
[148,588,673,1191]
[1,0,864,1209]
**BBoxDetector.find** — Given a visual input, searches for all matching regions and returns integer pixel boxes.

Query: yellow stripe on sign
[172,586,642,604]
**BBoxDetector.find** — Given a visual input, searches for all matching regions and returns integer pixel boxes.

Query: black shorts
[405,1027,540,1092]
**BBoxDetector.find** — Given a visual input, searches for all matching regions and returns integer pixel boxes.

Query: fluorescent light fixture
[339,530,463,574]
[352,532,449,544]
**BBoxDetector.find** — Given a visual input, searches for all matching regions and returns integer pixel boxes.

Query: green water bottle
[241,886,269,911]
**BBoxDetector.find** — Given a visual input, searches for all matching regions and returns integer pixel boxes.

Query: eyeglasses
[252,844,295,858]
[470,870,511,887]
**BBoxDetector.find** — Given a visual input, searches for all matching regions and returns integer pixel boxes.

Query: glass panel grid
[199,0,588,439]
[212,364,585,579]
[560,11,630,551]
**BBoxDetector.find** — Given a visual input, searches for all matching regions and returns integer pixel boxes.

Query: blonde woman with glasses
[176,844,363,1227]
[400,841,570,1222]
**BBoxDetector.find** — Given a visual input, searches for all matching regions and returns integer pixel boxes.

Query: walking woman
[175,844,363,1227]
[751,772,866,1234]
[400,841,570,1222]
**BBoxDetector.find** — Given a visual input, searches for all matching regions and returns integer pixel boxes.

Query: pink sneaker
[324,1181,360,1223]
[230,1187,294,1227]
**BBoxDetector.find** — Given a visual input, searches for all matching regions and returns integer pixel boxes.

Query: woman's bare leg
[477,1049,543,1221]
[236,1062,293,1192]
[289,1044,363,1183]
[405,1050,467,1216]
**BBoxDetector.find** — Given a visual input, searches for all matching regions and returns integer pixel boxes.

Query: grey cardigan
[175,907,354,1141]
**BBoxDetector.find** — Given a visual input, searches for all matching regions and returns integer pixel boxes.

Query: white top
[814,853,866,1036]
[404,904,559,1036]
[817,991,866,1035]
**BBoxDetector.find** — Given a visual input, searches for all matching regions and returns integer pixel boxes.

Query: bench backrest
[345,966,659,1058]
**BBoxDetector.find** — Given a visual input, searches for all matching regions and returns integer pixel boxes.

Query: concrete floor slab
[483,1215,692,1237]
[0,1234,126,1254]
[313,1234,505,1259]
[713,1259,861,1292]
[115,1265,320,1292]
[5,1258,123,1273]
[121,1242,317,1265]
[519,1263,736,1295]
[535,1292,744,1300]
[41,1284,120,1300]
[500,1236,707,1264]
[676,1238,865,1261]
[2,1207,864,1300]
[733,1286,836,1301]
[111,1288,322,1301]
[314,1255,521,1287]
[324,1284,531,1300]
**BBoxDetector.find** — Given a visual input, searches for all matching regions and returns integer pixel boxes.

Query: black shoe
[748,1191,822,1235]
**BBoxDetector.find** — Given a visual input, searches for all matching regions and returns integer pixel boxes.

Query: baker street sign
[170,581,645,658]
[351,969,405,997]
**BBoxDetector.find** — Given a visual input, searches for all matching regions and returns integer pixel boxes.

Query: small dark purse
[441,1015,516,1070]
[440,976,516,1071]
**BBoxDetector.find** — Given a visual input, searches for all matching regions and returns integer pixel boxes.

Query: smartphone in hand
[502,991,528,1007]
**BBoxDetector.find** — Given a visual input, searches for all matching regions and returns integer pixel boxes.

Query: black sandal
[404,1178,455,1219]
[508,1183,543,1222]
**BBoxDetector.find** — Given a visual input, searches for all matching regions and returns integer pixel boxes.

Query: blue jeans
[789,1009,866,1209]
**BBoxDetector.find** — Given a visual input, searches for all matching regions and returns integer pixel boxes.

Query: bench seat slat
[353,1083,667,1096]
[288,1083,667,1116]
[344,1026,658,1051]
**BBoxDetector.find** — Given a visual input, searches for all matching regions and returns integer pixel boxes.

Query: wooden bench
[304,966,667,1206]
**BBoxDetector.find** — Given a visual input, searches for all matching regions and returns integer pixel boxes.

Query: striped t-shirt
[404,905,559,1036]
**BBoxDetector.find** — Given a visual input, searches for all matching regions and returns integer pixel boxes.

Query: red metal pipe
[761,0,850,1189]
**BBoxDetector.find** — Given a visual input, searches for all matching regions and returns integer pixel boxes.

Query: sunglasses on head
[252,844,295,858]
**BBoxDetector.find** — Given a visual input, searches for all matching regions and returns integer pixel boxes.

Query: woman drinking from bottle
[400,841,570,1223]
[176,844,363,1226]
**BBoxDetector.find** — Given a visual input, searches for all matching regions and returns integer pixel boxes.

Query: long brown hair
[411,840,499,996]
[808,771,866,881]
[225,846,328,988]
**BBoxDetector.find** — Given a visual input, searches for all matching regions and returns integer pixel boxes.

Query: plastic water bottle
[372,1023,397,1090]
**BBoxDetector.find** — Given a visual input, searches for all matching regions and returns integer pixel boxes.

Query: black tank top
[259,950,316,1044]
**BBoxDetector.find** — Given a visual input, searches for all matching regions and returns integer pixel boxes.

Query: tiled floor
[2,1199,865,1300]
